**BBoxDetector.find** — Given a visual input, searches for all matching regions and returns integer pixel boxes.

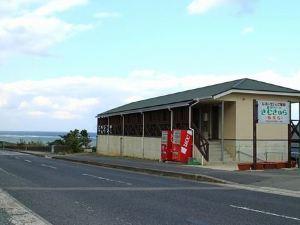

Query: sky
[0,0,300,132]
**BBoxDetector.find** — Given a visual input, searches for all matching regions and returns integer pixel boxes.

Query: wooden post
[142,112,145,158]
[253,99,257,170]
[221,101,224,162]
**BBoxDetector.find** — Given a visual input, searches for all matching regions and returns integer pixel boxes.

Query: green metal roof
[98,78,300,117]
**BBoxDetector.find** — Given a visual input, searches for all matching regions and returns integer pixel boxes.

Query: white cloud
[32,96,53,106]
[0,0,91,61]
[94,12,121,19]
[28,110,47,117]
[33,0,88,16]
[0,70,299,131]
[52,110,79,120]
[187,0,224,14]
[187,0,257,15]
[242,26,254,35]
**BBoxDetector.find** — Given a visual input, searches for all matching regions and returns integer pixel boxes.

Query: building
[96,78,300,164]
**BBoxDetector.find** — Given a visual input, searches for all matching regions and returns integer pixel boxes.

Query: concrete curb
[52,156,230,184]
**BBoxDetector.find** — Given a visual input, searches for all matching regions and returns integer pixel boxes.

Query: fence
[0,141,70,153]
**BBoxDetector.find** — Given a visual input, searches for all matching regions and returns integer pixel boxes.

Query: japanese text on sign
[257,101,290,124]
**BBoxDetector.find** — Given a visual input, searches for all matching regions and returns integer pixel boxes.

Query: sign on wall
[257,101,290,124]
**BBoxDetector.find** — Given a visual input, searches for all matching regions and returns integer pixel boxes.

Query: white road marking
[0,151,24,156]
[202,182,300,198]
[5,186,237,191]
[230,205,300,221]
[82,173,132,186]
[0,188,52,225]
[0,167,19,179]
[24,160,31,163]
[0,167,11,175]
[41,164,57,170]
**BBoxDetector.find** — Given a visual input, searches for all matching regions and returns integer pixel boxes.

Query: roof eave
[213,89,300,99]
[96,100,194,118]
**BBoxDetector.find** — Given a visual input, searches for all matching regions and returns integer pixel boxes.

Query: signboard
[257,101,290,124]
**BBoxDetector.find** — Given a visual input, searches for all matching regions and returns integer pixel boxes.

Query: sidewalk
[13,150,300,194]
[53,153,300,192]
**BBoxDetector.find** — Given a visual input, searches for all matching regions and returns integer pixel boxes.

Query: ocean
[0,131,97,147]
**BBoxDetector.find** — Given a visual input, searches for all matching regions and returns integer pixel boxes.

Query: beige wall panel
[219,93,298,140]
[108,136,122,156]
[123,136,143,158]
[257,124,288,139]
[97,135,108,154]
[224,102,236,139]
[143,137,161,160]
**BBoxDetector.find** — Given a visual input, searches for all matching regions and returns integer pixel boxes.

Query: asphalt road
[0,150,299,225]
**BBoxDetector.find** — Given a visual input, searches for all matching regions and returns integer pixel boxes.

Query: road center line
[230,205,300,221]
[25,159,32,163]
[82,173,132,186]
[41,164,57,170]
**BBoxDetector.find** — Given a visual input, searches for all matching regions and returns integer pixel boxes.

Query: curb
[52,156,230,184]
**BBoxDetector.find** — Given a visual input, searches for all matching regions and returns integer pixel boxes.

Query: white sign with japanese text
[257,101,290,124]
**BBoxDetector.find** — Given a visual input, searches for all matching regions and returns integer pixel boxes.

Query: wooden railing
[192,123,209,161]
[291,120,300,141]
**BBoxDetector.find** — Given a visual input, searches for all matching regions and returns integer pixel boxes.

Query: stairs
[208,140,234,163]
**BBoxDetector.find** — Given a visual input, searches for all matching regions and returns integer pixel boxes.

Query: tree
[49,129,92,153]
[80,129,91,148]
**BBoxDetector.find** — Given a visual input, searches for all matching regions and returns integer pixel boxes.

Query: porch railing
[192,123,209,161]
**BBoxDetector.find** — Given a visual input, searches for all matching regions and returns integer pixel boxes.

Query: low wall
[97,135,289,163]
[96,135,161,160]
[224,140,236,160]
[236,140,288,162]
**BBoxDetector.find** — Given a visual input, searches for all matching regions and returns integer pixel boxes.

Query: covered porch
[190,100,236,163]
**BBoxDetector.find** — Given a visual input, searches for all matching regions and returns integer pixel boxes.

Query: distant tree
[80,129,91,148]
[49,129,91,153]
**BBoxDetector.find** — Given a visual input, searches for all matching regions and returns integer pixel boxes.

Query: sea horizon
[0,130,97,146]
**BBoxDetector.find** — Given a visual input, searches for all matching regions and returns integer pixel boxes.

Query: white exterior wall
[97,135,161,160]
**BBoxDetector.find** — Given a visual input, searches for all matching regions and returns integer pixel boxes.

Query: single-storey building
[96,78,300,164]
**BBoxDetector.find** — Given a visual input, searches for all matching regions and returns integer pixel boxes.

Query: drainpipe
[121,114,124,156]
[168,107,173,130]
[141,112,145,158]
[189,100,201,161]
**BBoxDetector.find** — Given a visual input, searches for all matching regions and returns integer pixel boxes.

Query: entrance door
[211,106,219,139]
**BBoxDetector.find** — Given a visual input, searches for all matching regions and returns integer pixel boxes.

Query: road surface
[0,150,299,225]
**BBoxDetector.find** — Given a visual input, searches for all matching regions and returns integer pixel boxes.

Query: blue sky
[0,0,299,131]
